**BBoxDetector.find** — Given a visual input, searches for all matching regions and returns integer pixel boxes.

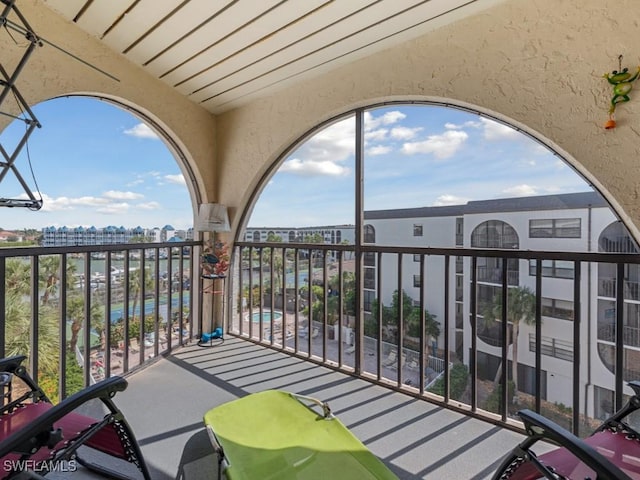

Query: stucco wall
[0,0,217,219]
[215,0,640,240]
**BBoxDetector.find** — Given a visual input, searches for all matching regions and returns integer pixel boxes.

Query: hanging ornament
[603,55,640,129]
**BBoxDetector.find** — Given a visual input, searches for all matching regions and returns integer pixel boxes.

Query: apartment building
[41,225,194,246]
[244,225,355,245]
[364,191,637,419]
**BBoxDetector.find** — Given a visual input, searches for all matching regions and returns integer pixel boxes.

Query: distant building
[244,225,355,245]
[41,225,194,246]
[0,230,22,242]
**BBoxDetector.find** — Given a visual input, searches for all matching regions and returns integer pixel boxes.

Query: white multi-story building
[364,191,638,419]
[244,225,355,245]
[41,225,194,246]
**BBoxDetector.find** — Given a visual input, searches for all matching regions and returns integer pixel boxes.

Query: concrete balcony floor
[67,337,541,479]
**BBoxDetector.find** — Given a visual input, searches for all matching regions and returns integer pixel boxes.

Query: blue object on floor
[201,327,224,343]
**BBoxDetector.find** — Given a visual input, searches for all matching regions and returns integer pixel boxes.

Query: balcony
[97,337,540,479]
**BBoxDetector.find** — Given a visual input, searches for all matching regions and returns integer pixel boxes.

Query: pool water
[251,311,283,323]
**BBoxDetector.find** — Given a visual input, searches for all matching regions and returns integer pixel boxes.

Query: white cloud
[365,128,388,142]
[137,201,161,210]
[502,184,538,196]
[38,195,113,211]
[433,194,469,206]
[445,120,482,130]
[367,145,392,156]
[280,158,350,176]
[364,111,406,130]
[123,123,159,139]
[103,190,144,200]
[164,174,186,185]
[304,118,355,162]
[402,130,469,159]
[96,203,130,214]
[481,118,519,141]
[390,126,422,140]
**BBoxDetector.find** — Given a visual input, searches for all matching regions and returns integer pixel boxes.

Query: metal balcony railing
[229,241,640,436]
[0,240,201,401]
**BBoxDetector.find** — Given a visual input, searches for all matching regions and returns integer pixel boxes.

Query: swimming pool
[250,310,283,323]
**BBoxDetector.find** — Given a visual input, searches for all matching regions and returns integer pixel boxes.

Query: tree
[128,266,154,327]
[482,285,536,395]
[262,234,284,292]
[5,259,30,296]
[39,255,61,306]
[66,295,104,354]
[4,292,60,380]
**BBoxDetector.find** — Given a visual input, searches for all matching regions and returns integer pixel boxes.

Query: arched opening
[234,101,638,426]
[0,95,199,399]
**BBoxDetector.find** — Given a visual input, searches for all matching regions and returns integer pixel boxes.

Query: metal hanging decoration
[603,55,640,129]
[0,0,119,209]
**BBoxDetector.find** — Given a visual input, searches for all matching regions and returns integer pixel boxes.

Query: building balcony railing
[4,238,640,440]
[598,277,640,301]
[0,240,201,402]
[598,323,640,348]
[230,241,640,436]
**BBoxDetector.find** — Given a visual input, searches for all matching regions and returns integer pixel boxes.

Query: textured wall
[216,0,640,239]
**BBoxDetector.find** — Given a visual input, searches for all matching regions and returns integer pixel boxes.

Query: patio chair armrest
[0,376,128,457]
[0,355,27,374]
[517,409,631,480]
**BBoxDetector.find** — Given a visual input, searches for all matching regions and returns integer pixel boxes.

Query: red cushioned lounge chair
[0,355,151,480]
[493,381,640,480]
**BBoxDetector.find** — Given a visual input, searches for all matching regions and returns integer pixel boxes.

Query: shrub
[428,363,468,399]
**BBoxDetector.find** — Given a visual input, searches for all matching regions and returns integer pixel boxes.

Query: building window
[413,275,421,288]
[363,290,374,312]
[471,220,519,249]
[364,252,376,266]
[529,218,581,238]
[529,259,574,279]
[413,224,423,236]
[413,254,421,262]
[364,224,375,243]
[364,267,375,290]
[455,217,463,246]
[542,297,574,321]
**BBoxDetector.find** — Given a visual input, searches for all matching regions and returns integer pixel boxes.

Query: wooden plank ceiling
[41,0,504,114]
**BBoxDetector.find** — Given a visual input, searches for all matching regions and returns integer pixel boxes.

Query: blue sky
[0,97,192,231]
[249,105,595,228]
[0,98,595,232]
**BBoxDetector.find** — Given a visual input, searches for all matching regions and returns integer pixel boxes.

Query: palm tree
[66,295,103,354]
[4,292,60,376]
[39,255,60,306]
[482,285,536,394]
[6,258,31,296]
[128,266,155,340]
[262,233,284,293]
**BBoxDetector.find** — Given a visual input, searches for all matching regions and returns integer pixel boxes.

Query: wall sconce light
[603,55,640,129]
[196,203,230,232]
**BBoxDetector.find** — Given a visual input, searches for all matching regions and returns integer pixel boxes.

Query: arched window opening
[237,101,635,423]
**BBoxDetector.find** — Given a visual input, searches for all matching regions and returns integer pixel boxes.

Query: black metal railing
[0,240,200,402]
[229,240,640,436]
